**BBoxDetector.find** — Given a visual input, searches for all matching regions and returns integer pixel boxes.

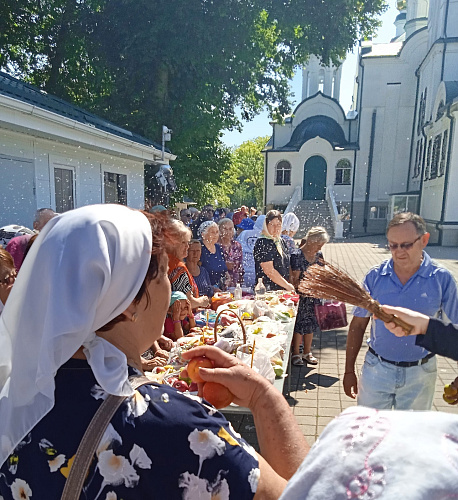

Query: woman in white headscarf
[0,204,307,499]
[281,212,300,256]
[237,215,266,288]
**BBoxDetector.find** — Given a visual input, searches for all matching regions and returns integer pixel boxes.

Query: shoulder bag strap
[61,375,155,500]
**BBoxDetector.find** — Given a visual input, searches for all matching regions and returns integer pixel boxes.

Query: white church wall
[428,0,445,45]
[419,45,448,124]
[429,0,458,46]
[265,151,299,206]
[356,57,414,205]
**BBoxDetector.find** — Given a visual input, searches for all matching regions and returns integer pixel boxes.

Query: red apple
[187,356,214,383]
[189,382,199,392]
[156,367,166,373]
[173,380,190,392]
[167,376,179,387]
[202,382,234,409]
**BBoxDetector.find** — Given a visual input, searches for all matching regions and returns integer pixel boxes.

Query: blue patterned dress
[0,359,259,499]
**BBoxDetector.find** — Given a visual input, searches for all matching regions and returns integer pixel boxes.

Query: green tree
[226,136,270,209]
[0,1,387,205]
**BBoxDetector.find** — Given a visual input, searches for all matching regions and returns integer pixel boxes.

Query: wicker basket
[213,309,247,344]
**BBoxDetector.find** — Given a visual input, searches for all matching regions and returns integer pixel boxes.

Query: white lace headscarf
[0,204,152,467]
[280,406,458,499]
[282,213,300,233]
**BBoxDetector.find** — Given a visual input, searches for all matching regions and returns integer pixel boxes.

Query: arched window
[318,70,325,93]
[275,160,291,185]
[335,159,351,185]
[306,71,311,97]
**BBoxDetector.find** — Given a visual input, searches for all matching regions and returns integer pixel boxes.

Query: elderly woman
[199,220,228,288]
[168,219,210,309]
[0,204,307,499]
[186,239,215,297]
[218,217,243,288]
[281,212,300,256]
[290,226,329,366]
[238,215,265,289]
[253,210,295,292]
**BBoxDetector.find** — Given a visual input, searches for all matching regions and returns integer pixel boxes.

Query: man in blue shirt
[343,212,458,410]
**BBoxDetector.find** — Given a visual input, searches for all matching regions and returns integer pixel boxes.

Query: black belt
[368,346,435,367]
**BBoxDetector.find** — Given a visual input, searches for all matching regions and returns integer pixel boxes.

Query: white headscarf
[282,213,300,233]
[280,406,458,500]
[0,204,152,467]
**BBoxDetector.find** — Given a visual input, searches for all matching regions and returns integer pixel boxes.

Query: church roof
[0,71,164,151]
[362,41,403,57]
[277,115,348,150]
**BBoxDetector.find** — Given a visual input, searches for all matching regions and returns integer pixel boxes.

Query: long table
[220,319,295,414]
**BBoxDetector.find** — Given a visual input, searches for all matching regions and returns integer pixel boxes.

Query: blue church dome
[285,115,347,149]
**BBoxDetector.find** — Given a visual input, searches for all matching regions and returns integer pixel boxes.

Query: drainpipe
[350,53,365,234]
[438,106,455,245]
[441,0,450,81]
[407,71,421,191]
[363,110,377,232]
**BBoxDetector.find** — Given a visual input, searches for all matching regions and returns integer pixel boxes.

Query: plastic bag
[236,344,275,384]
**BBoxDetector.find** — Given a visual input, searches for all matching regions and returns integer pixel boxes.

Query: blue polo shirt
[353,251,458,362]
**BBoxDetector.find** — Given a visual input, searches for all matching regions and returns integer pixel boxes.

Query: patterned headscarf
[198,220,218,239]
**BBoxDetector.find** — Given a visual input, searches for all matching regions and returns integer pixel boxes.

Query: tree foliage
[225,136,270,209]
[0,0,387,205]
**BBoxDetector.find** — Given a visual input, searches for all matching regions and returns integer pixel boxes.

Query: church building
[264,0,458,245]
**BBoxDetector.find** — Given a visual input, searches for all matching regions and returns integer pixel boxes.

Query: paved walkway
[227,236,458,449]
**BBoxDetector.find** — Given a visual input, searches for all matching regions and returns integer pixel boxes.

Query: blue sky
[222,1,398,148]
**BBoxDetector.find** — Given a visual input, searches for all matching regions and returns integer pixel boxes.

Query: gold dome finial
[397,0,407,11]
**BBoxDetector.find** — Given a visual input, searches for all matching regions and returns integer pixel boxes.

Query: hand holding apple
[181,346,271,410]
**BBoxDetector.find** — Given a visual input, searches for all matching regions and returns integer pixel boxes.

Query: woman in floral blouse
[0,204,307,499]
[218,218,244,287]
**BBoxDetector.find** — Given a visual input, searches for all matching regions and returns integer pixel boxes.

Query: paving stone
[298,423,317,435]
[317,407,342,417]
[293,415,317,426]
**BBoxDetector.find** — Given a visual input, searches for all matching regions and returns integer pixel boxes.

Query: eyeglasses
[182,213,191,218]
[387,235,422,251]
[0,270,17,286]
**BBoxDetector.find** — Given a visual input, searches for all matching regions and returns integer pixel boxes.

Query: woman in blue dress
[0,204,307,499]
[199,220,228,288]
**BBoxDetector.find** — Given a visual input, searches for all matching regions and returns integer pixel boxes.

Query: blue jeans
[357,350,437,410]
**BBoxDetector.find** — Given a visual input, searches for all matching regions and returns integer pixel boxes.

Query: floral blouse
[0,359,259,500]
[220,240,243,288]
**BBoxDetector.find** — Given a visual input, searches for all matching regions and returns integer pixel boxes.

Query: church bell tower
[302,55,342,102]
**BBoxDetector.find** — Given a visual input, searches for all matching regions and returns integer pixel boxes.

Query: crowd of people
[0,203,457,498]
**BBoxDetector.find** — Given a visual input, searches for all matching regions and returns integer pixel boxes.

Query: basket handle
[213,309,247,344]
